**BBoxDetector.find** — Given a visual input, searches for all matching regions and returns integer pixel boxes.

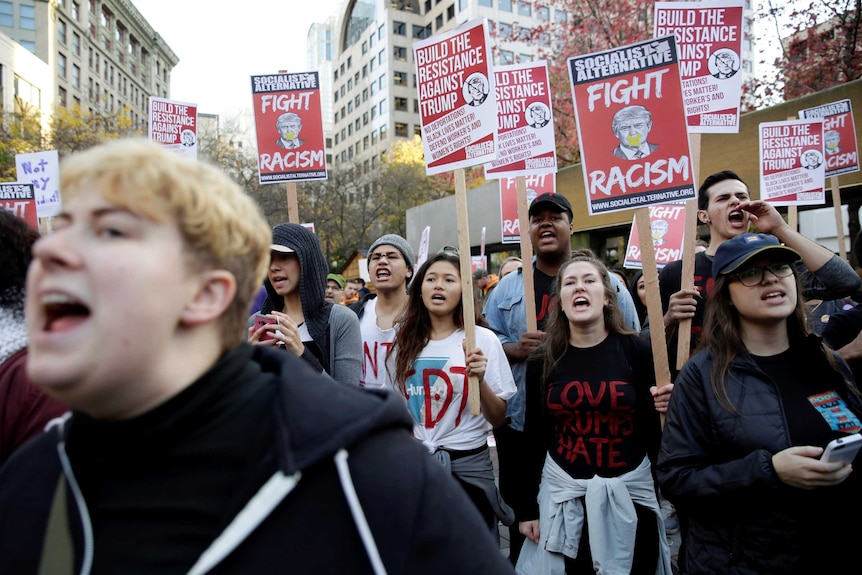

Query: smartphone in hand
[821,433,862,465]
[253,313,278,342]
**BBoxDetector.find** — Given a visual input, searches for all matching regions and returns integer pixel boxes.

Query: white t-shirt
[358,298,397,390]
[387,326,516,452]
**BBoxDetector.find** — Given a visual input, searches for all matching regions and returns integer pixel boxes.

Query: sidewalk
[490,442,680,571]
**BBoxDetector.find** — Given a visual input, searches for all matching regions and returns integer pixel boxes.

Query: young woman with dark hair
[387,251,516,536]
[657,233,862,574]
[514,250,671,574]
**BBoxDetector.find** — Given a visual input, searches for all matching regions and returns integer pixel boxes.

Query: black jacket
[656,335,862,574]
[0,345,513,574]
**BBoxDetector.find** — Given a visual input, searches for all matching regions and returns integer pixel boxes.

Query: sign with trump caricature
[414,18,498,175]
[798,99,860,178]
[654,0,745,133]
[484,61,557,179]
[568,36,696,216]
[251,72,328,183]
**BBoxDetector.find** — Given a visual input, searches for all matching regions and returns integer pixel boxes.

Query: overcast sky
[134,0,342,117]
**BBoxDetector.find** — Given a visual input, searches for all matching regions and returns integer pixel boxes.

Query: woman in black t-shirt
[514,250,670,574]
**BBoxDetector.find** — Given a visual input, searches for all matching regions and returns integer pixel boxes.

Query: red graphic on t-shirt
[547,379,634,468]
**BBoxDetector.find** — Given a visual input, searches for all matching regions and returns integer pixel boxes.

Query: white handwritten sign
[16,150,60,218]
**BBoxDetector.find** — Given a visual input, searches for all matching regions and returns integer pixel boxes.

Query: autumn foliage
[745,0,861,107]
[490,0,655,167]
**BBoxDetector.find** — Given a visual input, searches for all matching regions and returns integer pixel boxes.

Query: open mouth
[42,293,90,332]
[573,296,589,309]
[763,290,785,301]
[729,210,745,223]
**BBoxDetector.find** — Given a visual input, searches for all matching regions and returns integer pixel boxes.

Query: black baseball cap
[529,192,573,221]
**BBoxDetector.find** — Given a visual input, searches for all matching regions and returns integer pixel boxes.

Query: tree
[501,0,655,167]
[48,103,140,156]
[745,0,861,108]
[377,136,453,237]
[0,103,44,181]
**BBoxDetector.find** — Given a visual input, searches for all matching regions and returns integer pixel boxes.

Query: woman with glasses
[657,233,862,574]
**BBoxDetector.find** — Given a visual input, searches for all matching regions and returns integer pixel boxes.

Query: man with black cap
[349,234,415,390]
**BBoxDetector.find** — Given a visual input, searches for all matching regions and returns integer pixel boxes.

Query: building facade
[0,0,176,128]
[307,17,336,166]
[0,27,52,125]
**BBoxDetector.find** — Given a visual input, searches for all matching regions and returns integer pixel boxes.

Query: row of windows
[60,1,169,85]
[0,2,35,32]
[332,122,422,168]
[465,0,562,22]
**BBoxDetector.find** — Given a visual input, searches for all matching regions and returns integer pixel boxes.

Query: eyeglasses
[732,263,793,287]
[438,245,460,256]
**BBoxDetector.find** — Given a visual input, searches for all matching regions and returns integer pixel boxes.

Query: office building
[1,0,177,127]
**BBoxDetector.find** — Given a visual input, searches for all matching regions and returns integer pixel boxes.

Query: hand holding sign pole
[415,18,498,415]
[569,35,696,426]
[676,134,701,371]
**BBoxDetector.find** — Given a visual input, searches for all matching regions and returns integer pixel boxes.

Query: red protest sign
[484,61,556,179]
[415,18,497,175]
[251,72,327,183]
[655,0,744,133]
[499,174,555,244]
[798,99,860,178]
[148,97,198,159]
[760,118,826,206]
[568,36,696,215]
[624,203,687,270]
[0,183,37,229]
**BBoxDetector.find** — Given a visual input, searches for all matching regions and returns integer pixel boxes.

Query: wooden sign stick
[636,207,671,428]
[515,176,538,332]
[454,168,481,415]
[286,182,299,224]
[676,133,701,370]
[831,176,847,261]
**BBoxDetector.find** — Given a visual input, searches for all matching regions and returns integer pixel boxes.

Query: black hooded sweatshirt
[0,345,514,574]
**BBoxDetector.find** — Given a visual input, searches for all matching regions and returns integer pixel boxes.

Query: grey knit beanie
[368,234,416,273]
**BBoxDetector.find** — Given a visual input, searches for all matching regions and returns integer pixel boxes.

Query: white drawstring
[334,449,388,575]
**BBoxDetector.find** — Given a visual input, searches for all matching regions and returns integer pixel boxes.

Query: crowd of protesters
[1,140,860,575]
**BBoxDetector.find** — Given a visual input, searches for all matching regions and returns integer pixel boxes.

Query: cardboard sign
[0,182,37,229]
[148,96,198,159]
[414,18,497,175]
[471,255,486,273]
[798,99,860,178]
[499,174,555,244]
[624,203,687,269]
[484,61,556,179]
[15,150,60,218]
[251,72,327,183]
[759,118,826,206]
[568,36,696,215]
[416,225,431,270]
[655,0,744,133]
